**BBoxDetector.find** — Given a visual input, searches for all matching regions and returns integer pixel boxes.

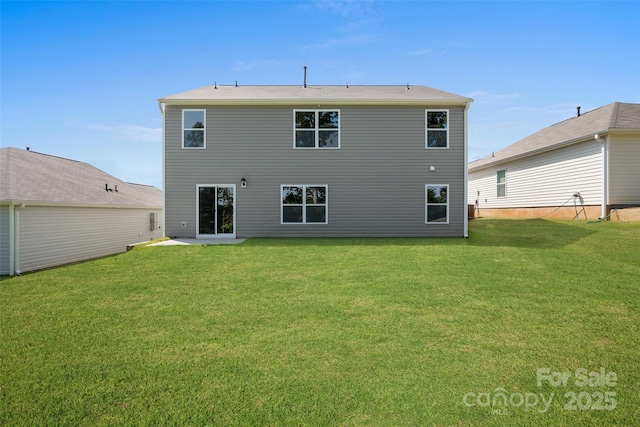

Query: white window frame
[497,169,506,198]
[183,109,206,149]
[425,109,449,149]
[281,184,329,224]
[293,110,340,149]
[425,184,449,224]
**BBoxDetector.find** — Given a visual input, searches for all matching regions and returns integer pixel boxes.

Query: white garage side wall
[0,205,10,275]
[469,140,603,209]
[18,206,162,273]
[609,134,640,205]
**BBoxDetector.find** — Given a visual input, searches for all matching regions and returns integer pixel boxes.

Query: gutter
[2,200,161,210]
[468,131,609,173]
[157,98,473,108]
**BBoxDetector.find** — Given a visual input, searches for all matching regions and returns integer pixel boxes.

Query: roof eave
[158,98,473,107]
[0,199,162,209]
[469,132,605,173]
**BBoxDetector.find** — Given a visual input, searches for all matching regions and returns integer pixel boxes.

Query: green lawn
[1,219,639,426]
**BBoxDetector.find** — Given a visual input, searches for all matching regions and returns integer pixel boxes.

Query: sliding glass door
[197,185,235,237]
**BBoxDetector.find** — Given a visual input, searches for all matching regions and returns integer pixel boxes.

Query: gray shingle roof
[159,84,472,106]
[1,147,162,208]
[469,102,640,171]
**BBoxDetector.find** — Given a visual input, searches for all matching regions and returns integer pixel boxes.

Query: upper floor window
[183,110,205,149]
[282,185,328,224]
[294,110,340,148]
[497,169,506,197]
[426,184,449,223]
[426,110,449,149]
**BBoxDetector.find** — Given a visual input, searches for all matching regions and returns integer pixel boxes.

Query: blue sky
[2,0,639,189]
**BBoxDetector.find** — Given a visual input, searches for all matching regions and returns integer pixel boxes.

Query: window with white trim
[497,170,506,197]
[282,185,328,223]
[294,110,340,148]
[425,110,449,149]
[426,185,449,223]
[183,109,205,148]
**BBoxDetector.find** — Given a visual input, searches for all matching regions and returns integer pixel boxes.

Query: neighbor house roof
[469,102,640,171]
[0,147,162,208]
[159,84,473,107]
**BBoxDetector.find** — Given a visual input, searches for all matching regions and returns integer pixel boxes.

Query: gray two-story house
[158,84,472,238]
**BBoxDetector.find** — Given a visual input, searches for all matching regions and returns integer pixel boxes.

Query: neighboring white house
[468,102,640,221]
[0,147,163,275]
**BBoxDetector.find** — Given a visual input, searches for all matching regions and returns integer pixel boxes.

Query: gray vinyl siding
[609,135,640,205]
[17,206,162,273]
[165,105,466,237]
[468,140,602,208]
[0,205,9,275]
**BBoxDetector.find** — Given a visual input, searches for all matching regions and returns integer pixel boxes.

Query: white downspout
[463,102,470,238]
[595,134,608,219]
[158,101,166,236]
[8,204,15,276]
[13,203,26,276]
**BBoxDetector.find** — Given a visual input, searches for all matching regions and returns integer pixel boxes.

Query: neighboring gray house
[468,102,640,221]
[0,148,163,275]
[158,84,473,238]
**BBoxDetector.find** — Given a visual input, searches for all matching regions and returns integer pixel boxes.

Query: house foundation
[471,205,601,221]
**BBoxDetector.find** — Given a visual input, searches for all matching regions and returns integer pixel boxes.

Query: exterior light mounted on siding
[241,177,247,188]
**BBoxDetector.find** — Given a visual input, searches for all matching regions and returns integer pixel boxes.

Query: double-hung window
[282,185,328,224]
[426,185,449,223]
[425,110,449,149]
[294,110,340,148]
[497,170,506,197]
[183,109,206,148]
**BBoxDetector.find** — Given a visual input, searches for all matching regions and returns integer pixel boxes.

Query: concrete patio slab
[148,238,246,246]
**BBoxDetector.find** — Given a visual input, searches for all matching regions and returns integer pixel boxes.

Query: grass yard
[1,219,639,426]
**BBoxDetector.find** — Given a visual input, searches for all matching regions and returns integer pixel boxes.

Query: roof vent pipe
[577,106,581,117]
[235,80,238,87]
[303,66,307,88]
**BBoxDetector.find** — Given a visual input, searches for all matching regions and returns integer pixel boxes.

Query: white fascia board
[158,98,472,108]
[468,132,608,173]
[1,199,161,210]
